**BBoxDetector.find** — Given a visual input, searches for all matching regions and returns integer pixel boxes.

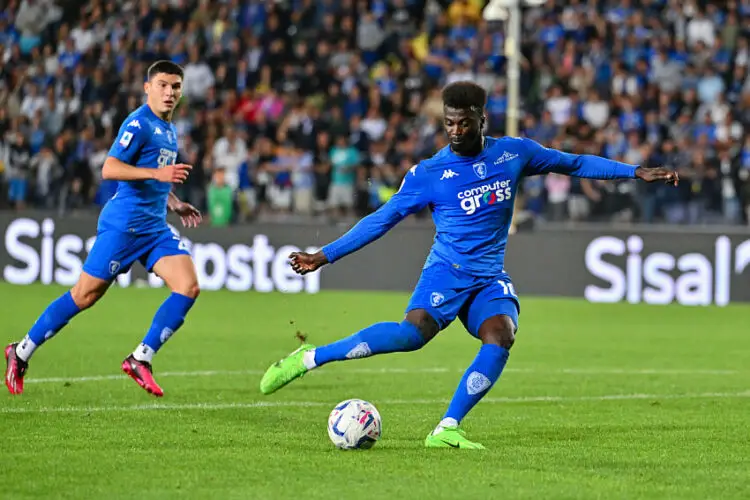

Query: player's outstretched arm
[290,165,429,275]
[102,157,192,183]
[520,138,679,185]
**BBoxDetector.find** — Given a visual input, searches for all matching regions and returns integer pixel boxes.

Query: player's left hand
[171,201,203,228]
[635,166,679,186]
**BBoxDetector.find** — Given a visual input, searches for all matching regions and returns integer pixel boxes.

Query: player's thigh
[460,280,520,348]
[145,230,198,298]
[405,263,472,335]
[151,254,199,298]
[82,229,144,281]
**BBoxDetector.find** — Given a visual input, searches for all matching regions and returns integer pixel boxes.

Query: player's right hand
[289,251,328,275]
[155,163,192,184]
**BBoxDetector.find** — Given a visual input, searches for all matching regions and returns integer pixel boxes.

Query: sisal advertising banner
[1,212,749,306]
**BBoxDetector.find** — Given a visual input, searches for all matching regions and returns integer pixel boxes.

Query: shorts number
[169,225,189,251]
[497,280,516,297]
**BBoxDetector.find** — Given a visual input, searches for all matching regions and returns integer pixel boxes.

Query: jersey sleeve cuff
[322,245,338,264]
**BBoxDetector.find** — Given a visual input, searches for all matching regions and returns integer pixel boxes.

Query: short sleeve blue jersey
[322,136,637,277]
[98,104,179,235]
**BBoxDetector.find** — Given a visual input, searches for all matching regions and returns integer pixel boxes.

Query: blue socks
[15,290,196,364]
[16,291,81,361]
[134,292,196,362]
[312,321,426,367]
[442,344,509,425]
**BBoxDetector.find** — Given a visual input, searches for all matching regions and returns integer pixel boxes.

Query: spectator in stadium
[207,167,233,228]
[0,0,749,228]
[328,134,359,218]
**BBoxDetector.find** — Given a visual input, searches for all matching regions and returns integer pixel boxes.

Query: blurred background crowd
[0,0,749,227]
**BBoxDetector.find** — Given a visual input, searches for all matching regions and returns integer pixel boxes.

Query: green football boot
[425,426,486,450]
[259,344,315,395]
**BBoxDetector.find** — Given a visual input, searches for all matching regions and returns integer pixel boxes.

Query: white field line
[3,391,750,415]
[22,366,741,386]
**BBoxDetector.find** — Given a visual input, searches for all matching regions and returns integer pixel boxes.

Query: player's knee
[404,309,440,344]
[478,315,516,349]
[70,281,107,310]
[176,281,200,300]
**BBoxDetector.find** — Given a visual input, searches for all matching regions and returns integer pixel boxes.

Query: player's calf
[260,313,439,396]
[307,315,436,369]
[5,272,108,386]
[70,272,111,310]
[124,255,199,396]
[429,314,516,447]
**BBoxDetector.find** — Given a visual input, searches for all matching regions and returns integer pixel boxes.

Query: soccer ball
[327,399,382,450]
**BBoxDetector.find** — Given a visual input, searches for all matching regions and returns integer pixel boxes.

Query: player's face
[443,106,482,155]
[145,73,183,115]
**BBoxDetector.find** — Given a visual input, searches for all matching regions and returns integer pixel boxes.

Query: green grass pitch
[2,283,749,499]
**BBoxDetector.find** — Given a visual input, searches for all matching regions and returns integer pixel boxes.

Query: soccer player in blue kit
[4,61,202,397]
[261,81,679,448]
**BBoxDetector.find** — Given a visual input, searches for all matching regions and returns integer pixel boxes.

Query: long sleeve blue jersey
[322,136,637,277]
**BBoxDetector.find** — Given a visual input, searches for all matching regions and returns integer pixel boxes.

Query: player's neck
[450,136,485,157]
[146,103,173,123]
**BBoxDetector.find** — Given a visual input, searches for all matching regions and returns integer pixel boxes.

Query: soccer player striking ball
[4,61,202,397]
[259,81,678,449]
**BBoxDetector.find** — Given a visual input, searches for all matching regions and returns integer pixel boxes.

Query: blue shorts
[406,262,520,338]
[82,227,190,281]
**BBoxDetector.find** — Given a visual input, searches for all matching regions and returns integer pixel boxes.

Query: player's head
[144,60,184,117]
[441,81,487,155]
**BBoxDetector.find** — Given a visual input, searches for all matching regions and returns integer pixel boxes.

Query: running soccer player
[4,60,202,397]
[259,81,678,449]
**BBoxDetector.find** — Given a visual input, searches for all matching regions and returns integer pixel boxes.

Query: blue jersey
[99,104,179,235]
[322,136,637,277]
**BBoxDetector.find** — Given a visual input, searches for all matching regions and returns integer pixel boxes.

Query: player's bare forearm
[167,191,181,211]
[102,157,191,184]
[102,157,157,181]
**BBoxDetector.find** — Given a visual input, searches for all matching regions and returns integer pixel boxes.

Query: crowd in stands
[1,0,749,227]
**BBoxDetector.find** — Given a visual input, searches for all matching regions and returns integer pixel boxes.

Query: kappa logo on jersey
[397,165,419,192]
[126,119,141,129]
[472,161,487,179]
[440,169,459,180]
[119,131,133,147]
[457,179,513,215]
[154,127,163,135]
[494,151,519,165]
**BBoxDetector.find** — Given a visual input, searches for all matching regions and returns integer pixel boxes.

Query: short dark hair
[147,60,184,80]
[442,81,487,113]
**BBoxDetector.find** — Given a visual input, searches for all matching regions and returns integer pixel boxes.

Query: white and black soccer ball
[327,399,382,450]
